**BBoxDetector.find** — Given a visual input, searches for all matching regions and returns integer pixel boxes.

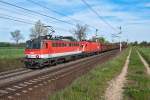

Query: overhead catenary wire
[26,0,80,23]
[81,0,118,32]
[0,3,96,33]
[0,15,68,32]
[0,13,35,23]
[0,6,53,22]
[0,6,27,16]
[0,6,68,26]
[0,0,76,26]
[0,0,112,35]
[25,0,97,30]
[0,16,33,25]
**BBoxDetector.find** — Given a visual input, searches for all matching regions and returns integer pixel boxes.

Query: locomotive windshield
[26,39,41,49]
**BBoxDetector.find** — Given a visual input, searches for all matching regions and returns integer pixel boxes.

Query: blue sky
[0,0,150,43]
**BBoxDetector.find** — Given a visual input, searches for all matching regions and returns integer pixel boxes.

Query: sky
[0,0,150,43]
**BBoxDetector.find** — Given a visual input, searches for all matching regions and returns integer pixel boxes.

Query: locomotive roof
[28,35,78,42]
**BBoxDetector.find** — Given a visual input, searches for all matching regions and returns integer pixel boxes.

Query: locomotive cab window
[26,40,41,49]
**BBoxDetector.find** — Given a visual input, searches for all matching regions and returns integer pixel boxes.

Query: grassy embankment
[138,47,150,64]
[123,48,150,100]
[0,47,24,72]
[49,48,130,100]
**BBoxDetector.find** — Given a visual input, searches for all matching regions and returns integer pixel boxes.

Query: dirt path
[137,51,150,75]
[104,49,132,100]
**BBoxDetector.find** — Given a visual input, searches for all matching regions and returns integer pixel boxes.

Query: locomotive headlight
[36,55,39,58]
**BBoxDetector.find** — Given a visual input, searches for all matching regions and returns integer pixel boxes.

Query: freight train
[24,35,126,68]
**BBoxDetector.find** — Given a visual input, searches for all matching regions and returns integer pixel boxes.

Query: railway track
[0,68,26,76]
[0,69,32,80]
[0,49,120,100]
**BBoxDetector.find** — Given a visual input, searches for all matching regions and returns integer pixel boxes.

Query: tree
[98,37,106,43]
[30,20,49,39]
[140,41,148,46]
[91,36,107,43]
[10,30,24,44]
[133,41,138,46]
[71,24,88,41]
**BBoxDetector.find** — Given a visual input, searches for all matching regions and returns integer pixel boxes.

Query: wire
[0,7,27,16]
[26,0,96,30]
[81,0,118,32]
[0,13,35,23]
[0,6,66,26]
[26,0,80,22]
[0,15,68,32]
[0,0,75,26]
[0,16,34,25]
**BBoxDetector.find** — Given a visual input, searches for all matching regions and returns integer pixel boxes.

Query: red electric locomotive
[24,35,102,68]
[24,35,122,68]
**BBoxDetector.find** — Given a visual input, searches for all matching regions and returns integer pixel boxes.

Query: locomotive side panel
[49,41,82,58]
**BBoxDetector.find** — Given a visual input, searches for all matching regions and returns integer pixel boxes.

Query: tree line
[9,20,107,44]
[0,42,25,47]
[130,41,150,46]
[2,20,149,47]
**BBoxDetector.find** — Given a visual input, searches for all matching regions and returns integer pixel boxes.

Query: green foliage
[139,41,150,46]
[138,47,150,64]
[91,36,108,43]
[130,41,150,46]
[0,47,24,72]
[123,48,150,100]
[0,47,24,59]
[98,37,106,43]
[0,42,26,47]
[49,49,129,100]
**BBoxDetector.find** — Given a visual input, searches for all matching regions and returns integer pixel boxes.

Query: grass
[123,48,150,100]
[138,47,150,64]
[49,48,130,100]
[0,47,24,58]
[0,47,24,72]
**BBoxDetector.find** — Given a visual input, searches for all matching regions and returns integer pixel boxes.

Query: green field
[123,48,150,100]
[49,48,129,100]
[0,47,24,58]
[139,47,150,64]
[0,47,24,72]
